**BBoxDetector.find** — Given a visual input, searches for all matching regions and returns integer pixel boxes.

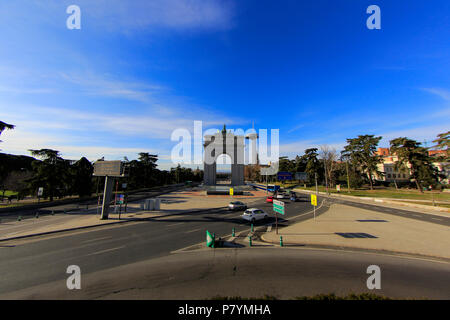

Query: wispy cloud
[58,72,167,103]
[83,0,236,32]
[422,88,450,101]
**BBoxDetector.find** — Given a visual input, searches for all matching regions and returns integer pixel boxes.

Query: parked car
[290,196,301,202]
[276,193,289,199]
[228,201,247,211]
[266,196,274,203]
[242,208,269,223]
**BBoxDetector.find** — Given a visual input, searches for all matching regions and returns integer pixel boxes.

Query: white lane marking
[431,217,443,221]
[87,245,125,256]
[81,236,112,244]
[167,222,184,227]
[185,227,203,234]
[413,214,421,217]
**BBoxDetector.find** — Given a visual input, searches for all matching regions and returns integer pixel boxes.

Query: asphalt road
[0,193,448,299]
[0,196,321,295]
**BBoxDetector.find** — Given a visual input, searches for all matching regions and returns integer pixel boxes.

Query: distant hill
[0,153,37,181]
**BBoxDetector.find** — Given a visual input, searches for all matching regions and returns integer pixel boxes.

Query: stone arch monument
[203,125,246,186]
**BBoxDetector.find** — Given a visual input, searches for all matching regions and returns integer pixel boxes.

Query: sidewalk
[261,203,450,259]
[0,188,265,242]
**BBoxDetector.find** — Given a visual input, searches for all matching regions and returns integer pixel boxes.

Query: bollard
[251,223,254,232]
[51,210,54,216]
[249,236,252,247]
[18,216,22,221]
[280,236,283,247]
[35,212,39,219]
[232,227,235,237]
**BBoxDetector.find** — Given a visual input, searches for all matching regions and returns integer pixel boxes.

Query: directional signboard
[273,199,285,215]
[93,160,126,177]
[277,171,293,181]
[37,187,44,197]
[295,172,308,181]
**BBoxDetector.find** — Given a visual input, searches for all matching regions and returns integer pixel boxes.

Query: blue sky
[0,0,449,169]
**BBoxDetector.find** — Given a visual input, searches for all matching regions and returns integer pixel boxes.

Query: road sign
[311,194,317,206]
[277,171,293,181]
[122,183,127,189]
[93,160,126,177]
[118,194,124,205]
[295,172,308,181]
[37,187,43,197]
[229,188,234,196]
[273,199,285,215]
[206,230,215,248]
[336,184,341,192]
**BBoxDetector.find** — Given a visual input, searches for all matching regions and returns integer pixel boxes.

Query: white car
[276,193,289,199]
[242,208,269,223]
[228,201,247,211]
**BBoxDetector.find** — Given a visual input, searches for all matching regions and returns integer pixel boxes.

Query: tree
[71,157,94,197]
[3,169,33,201]
[432,131,450,155]
[0,121,15,147]
[303,148,321,185]
[320,145,339,189]
[278,156,295,172]
[28,149,70,201]
[342,135,383,190]
[390,138,438,192]
[138,152,158,187]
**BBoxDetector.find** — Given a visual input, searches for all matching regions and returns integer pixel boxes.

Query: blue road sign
[277,172,293,181]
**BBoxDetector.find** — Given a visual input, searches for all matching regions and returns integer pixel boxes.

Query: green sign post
[273,200,285,235]
[273,199,285,215]
[206,230,215,248]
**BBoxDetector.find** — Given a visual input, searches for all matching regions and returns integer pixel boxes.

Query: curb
[0,206,228,243]
[258,238,450,263]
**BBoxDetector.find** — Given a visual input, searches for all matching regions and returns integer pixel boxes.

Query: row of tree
[246,132,449,193]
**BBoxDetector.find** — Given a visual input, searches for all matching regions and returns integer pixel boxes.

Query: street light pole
[315,172,318,195]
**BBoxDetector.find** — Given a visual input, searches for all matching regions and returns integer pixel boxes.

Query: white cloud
[422,88,450,101]
[82,0,236,32]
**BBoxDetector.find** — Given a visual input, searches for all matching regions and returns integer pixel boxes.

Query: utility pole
[315,172,318,195]
[324,163,329,196]
[346,160,351,193]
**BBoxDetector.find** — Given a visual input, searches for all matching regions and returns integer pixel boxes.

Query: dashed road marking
[81,236,112,243]
[87,245,125,256]
[167,222,184,227]
[185,227,203,234]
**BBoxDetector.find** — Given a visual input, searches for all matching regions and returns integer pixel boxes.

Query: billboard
[93,161,125,177]
[277,171,293,181]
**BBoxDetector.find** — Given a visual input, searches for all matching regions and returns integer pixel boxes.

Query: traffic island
[261,203,450,260]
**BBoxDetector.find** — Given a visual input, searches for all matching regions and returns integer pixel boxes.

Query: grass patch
[0,190,19,197]
[295,186,450,201]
